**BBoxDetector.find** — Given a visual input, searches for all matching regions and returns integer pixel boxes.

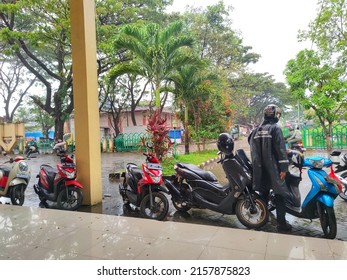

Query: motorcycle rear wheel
[140,192,169,221]
[317,202,337,239]
[10,184,26,206]
[57,186,83,211]
[235,196,269,229]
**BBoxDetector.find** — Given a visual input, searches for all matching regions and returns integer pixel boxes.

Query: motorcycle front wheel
[140,192,169,221]
[10,184,26,206]
[57,186,83,211]
[235,196,269,229]
[317,202,337,239]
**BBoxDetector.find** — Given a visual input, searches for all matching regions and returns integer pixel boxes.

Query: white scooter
[0,156,31,205]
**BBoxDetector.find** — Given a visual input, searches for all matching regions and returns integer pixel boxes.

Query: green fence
[38,139,54,153]
[284,124,347,150]
[114,132,149,152]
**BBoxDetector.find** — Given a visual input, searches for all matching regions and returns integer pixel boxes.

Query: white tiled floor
[1,204,347,260]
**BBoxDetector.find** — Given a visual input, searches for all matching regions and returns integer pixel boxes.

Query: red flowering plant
[146,111,173,161]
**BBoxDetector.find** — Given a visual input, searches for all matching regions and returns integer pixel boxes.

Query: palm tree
[108,21,196,111]
[168,64,218,154]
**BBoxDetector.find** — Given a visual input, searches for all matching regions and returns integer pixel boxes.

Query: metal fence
[284,124,347,150]
[112,132,149,152]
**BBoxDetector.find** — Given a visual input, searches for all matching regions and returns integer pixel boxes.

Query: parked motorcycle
[265,150,342,239]
[0,156,31,205]
[119,145,169,221]
[330,150,347,201]
[285,138,306,153]
[33,152,83,211]
[25,140,40,158]
[164,133,269,229]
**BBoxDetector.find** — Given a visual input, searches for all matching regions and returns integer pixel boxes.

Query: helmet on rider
[217,133,234,155]
[263,104,281,123]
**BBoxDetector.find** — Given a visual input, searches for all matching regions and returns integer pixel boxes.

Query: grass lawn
[162,149,219,176]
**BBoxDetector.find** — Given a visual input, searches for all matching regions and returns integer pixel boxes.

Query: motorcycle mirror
[146,142,154,149]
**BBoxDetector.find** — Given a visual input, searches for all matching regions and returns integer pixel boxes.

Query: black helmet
[217,133,234,155]
[263,104,281,122]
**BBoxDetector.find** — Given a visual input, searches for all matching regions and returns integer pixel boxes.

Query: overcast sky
[167,0,318,83]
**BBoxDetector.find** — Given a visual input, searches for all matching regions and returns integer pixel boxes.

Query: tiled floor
[1,204,347,260]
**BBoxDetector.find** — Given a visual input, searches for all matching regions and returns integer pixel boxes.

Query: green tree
[179,2,261,127]
[284,49,347,151]
[14,98,54,138]
[168,63,218,154]
[181,2,259,71]
[0,0,173,139]
[229,73,293,125]
[0,56,36,122]
[299,0,347,65]
[109,21,196,111]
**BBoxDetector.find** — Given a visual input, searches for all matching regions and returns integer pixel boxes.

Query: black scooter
[164,149,269,229]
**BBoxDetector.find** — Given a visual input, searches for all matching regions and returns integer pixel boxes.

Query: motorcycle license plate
[147,163,162,170]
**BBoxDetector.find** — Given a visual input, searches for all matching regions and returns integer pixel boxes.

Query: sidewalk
[1,203,347,260]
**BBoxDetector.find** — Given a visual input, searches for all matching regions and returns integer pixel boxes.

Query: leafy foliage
[146,110,173,161]
[284,49,347,150]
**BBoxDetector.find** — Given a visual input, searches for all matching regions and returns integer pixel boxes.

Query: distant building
[65,107,181,138]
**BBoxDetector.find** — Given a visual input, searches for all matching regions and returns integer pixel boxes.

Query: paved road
[2,139,347,241]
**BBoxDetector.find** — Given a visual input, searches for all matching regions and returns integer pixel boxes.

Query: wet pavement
[2,139,347,241]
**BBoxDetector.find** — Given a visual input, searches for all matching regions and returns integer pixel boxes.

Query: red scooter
[119,145,169,220]
[33,152,83,211]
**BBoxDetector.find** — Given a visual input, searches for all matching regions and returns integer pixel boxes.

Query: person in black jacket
[248,104,291,232]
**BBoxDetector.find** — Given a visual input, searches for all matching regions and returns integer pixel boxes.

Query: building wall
[65,109,182,138]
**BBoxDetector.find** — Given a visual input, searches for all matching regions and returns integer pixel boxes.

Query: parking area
[2,139,347,242]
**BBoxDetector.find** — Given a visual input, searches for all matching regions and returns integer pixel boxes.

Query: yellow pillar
[70,0,102,205]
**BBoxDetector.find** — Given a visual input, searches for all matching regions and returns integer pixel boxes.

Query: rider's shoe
[277,221,292,232]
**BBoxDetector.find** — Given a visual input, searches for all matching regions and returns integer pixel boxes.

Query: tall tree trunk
[54,117,65,141]
[130,104,137,126]
[184,104,190,154]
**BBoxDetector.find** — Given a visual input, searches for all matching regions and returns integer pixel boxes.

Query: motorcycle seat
[176,162,218,182]
[128,165,143,181]
[0,167,10,177]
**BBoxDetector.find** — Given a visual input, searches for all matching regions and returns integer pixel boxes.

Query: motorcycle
[33,152,83,211]
[164,148,269,229]
[265,150,342,239]
[0,156,31,205]
[119,146,169,221]
[330,150,347,201]
[285,138,306,153]
[25,140,40,158]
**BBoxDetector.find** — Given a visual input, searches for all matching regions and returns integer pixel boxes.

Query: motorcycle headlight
[151,175,161,183]
[63,169,76,179]
[150,170,162,183]
[309,159,324,169]
[19,161,29,172]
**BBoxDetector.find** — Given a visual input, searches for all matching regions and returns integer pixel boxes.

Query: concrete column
[70,0,102,205]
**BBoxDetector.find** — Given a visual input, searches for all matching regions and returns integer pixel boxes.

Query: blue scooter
[235,149,342,239]
[272,152,341,239]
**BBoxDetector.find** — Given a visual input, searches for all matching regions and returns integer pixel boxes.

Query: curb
[199,156,220,169]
